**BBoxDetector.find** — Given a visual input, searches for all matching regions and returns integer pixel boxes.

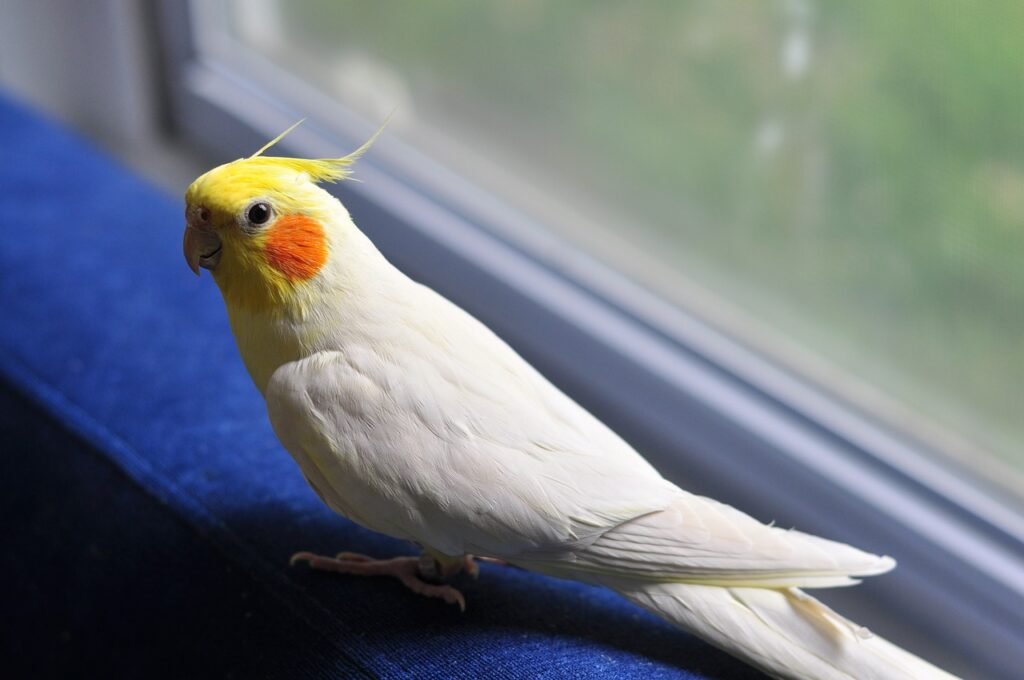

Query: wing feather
[266,282,892,587]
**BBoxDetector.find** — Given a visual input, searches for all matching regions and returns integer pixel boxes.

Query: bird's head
[183,121,379,314]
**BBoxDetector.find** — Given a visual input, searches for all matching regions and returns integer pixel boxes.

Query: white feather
[224,192,955,679]
[617,583,958,679]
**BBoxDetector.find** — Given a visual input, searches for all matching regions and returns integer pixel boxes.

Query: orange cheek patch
[264,215,328,282]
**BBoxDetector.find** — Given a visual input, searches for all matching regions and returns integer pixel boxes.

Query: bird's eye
[246,201,272,226]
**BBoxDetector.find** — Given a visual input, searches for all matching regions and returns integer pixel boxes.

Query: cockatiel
[183,124,956,680]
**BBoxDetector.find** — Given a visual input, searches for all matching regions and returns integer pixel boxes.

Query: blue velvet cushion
[0,92,761,679]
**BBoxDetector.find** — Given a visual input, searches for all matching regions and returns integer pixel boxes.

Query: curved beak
[183,225,222,276]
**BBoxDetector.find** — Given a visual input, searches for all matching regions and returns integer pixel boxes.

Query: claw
[289,551,316,566]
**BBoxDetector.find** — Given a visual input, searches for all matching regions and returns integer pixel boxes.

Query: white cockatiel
[182,126,957,679]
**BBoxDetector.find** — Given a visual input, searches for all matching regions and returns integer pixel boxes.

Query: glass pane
[212,0,1024,491]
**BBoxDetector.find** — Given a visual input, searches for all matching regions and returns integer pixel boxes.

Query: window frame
[157,3,1024,677]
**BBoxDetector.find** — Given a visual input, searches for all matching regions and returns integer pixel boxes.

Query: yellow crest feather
[246,115,390,185]
[249,119,307,158]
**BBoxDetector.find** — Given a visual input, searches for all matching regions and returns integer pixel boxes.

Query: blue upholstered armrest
[0,92,759,679]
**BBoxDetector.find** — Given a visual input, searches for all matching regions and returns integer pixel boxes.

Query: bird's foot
[290,550,468,611]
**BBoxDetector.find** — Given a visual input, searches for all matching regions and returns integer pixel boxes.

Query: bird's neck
[224,229,400,395]
[227,303,320,395]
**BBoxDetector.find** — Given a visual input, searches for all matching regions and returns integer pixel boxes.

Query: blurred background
[5,0,1021,496]
[229,0,1024,491]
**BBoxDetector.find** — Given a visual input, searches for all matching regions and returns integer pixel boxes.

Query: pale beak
[183,216,222,276]
[183,226,222,275]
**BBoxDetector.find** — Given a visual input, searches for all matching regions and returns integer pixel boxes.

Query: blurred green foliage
[240,1,1024,474]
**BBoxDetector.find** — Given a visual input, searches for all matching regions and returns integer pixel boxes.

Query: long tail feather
[615,582,958,679]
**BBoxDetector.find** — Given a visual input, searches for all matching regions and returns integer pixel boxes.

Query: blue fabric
[0,92,761,679]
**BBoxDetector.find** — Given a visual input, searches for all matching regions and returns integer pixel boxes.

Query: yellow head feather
[183,118,388,314]
[185,117,388,217]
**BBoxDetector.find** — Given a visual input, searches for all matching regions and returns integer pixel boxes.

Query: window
[163,2,1024,676]
[204,0,1024,492]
